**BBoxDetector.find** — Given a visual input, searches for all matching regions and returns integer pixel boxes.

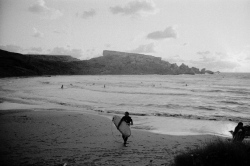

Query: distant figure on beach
[232,122,245,142]
[117,112,133,146]
[61,85,63,89]
[104,84,105,88]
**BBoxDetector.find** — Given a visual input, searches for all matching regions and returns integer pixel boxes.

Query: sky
[0,0,250,72]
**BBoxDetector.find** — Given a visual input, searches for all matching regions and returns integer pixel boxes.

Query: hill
[0,49,90,77]
[0,49,214,77]
[88,50,213,75]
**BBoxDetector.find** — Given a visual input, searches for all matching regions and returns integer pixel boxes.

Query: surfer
[117,112,133,146]
[232,122,245,142]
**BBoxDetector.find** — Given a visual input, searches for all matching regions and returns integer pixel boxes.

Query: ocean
[0,73,249,137]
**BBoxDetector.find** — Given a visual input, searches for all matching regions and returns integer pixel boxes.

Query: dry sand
[0,109,219,166]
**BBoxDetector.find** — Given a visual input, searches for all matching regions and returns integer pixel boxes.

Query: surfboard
[112,115,131,137]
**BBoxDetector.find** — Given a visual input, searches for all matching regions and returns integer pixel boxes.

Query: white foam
[0,102,36,110]
[133,116,237,137]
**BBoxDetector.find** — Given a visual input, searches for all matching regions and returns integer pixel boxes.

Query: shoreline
[0,108,221,165]
[0,100,238,138]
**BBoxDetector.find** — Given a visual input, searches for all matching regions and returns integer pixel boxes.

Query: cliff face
[89,50,210,75]
[0,49,214,77]
[103,50,162,62]
[88,50,171,74]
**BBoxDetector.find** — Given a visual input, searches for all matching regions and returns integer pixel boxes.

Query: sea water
[0,73,249,137]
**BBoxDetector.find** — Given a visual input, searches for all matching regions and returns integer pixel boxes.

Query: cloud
[30,47,43,52]
[0,45,83,59]
[0,45,44,54]
[189,51,241,72]
[166,51,247,72]
[242,48,250,61]
[0,45,24,53]
[164,55,182,63]
[53,30,61,34]
[147,26,177,40]
[53,29,67,34]
[130,43,155,53]
[190,59,240,71]
[105,44,111,48]
[86,48,95,52]
[48,47,83,58]
[28,0,63,19]
[110,0,158,16]
[32,28,44,38]
[79,9,96,19]
[197,51,211,55]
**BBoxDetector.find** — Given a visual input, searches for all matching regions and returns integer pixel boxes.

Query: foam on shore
[0,101,236,137]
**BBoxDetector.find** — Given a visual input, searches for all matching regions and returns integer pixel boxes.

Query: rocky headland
[0,49,214,77]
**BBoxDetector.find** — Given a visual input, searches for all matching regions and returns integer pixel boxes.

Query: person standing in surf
[117,112,133,146]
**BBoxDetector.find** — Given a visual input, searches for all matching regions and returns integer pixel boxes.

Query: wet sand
[0,109,219,166]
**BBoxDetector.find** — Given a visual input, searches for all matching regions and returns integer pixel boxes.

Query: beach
[0,108,218,166]
[1,75,248,165]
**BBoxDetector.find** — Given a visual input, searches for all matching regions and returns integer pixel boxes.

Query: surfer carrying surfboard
[117,112,133,146]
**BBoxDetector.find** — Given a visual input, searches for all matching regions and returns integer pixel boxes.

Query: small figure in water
[104,84,105,88]
[61,85,63,89]
[232,122,245,142]
[117,112,133,146]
